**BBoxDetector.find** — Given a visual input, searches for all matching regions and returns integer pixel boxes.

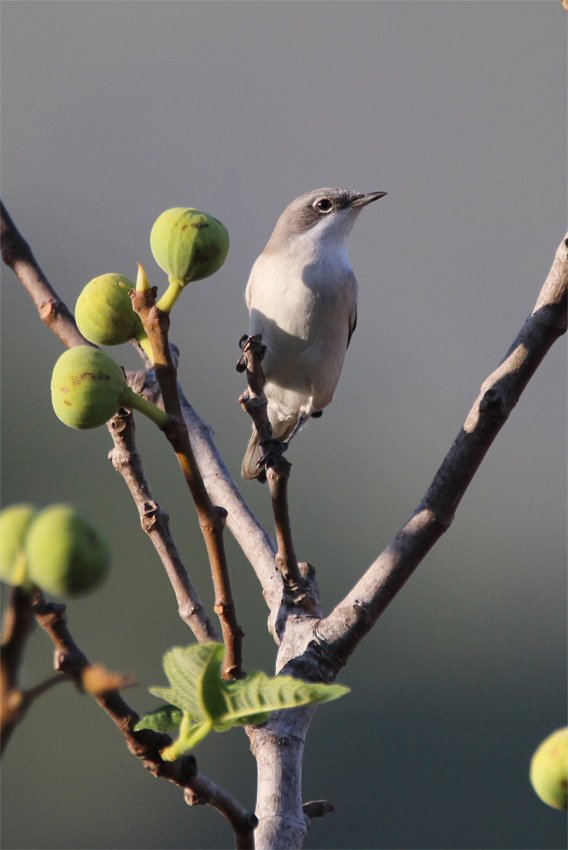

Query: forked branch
[0,200,280,620]
[31,590,256,848]
[131,288,245,679]
[107,408,219,644]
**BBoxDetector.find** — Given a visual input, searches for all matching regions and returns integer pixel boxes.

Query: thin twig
[176,386,282,614]
[131,289,245,680]
[238,335,302,586]
[0,200,278,633]
[0,201,93,349]
[107,408,219,644]
[31,590,256,845]
[1,586,36,753]
[185,776,258,849]
[126,364,282,613]
[22,672,69,702]
[302,800,334,819]
[304,232,568,673]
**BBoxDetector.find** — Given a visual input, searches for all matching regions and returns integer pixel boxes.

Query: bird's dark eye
[314,198,333,214]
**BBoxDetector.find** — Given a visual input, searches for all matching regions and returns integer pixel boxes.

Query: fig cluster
[0,503,110,597]
[51,346,169,430]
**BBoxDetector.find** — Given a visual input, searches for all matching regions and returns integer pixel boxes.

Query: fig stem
[121,386,170,429]
[135,332,155,362]
[156,278,185,314]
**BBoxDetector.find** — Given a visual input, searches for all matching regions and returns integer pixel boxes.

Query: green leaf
[144,643,349,757]
[134,703,183,733]
[219,670,349,729]
[149,643,224,722]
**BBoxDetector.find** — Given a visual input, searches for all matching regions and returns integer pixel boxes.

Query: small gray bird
[242,187,386,480]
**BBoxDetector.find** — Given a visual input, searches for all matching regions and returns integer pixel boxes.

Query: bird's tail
[241,428,265,481]
[241,416,299,482]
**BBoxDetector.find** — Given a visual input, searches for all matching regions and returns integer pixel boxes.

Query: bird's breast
[246,248,357,405]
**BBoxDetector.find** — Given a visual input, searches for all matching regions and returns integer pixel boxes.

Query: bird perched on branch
[241,187,386,480]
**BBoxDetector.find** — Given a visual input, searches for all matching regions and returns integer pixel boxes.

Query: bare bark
[249,707,316,850]
[131,289,245,680]
[107,408,219,644]
[0,201,93,349]
[185,777,258,849]
[1,587,37,753]
[32,590,256,847]
[238,334,302,586]
[177,388,282,619]
[311,232,568,670]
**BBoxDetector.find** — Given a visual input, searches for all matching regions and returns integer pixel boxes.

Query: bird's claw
[236,334,266,372]
[257,437,288,472]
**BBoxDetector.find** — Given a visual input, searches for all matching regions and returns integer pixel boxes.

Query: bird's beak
[350,191,387,208]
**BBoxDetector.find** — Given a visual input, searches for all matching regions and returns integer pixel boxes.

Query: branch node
[479,387,507,418]
[302,799,335,819]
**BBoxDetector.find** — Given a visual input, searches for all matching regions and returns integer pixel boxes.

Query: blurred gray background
[1,2,566,849]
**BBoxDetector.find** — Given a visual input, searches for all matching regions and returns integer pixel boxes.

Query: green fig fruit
[75,273,153,361]
[150,207,229,313]
[24,504,110,597]
[530,727,568,810]
[51,346,170,430]
[0,503,38,586]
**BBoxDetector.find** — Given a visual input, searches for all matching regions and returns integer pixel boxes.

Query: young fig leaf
[149,643,224,722]
[219,669,350,729]
[146,643,349,754]
[134,703,183,734]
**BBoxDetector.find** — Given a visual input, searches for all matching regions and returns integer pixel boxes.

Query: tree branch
[238,335,302,587]
[309,232,568,670]
[31,590,256,847]
[131,289,245,680]
[107,408,219,644]
[126,364,283,615]
[1,587,37,753]
[0,200,281,630]
[0,201,93,349]
[177,387,283,617]
[185,777,258,850]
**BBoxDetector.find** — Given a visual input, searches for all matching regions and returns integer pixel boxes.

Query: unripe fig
[75,273,153,360]
[24,504,110,597]
[51,346,170,430]
[530,727,567,810]
[0,504,37,585]
[150,208,229,313]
